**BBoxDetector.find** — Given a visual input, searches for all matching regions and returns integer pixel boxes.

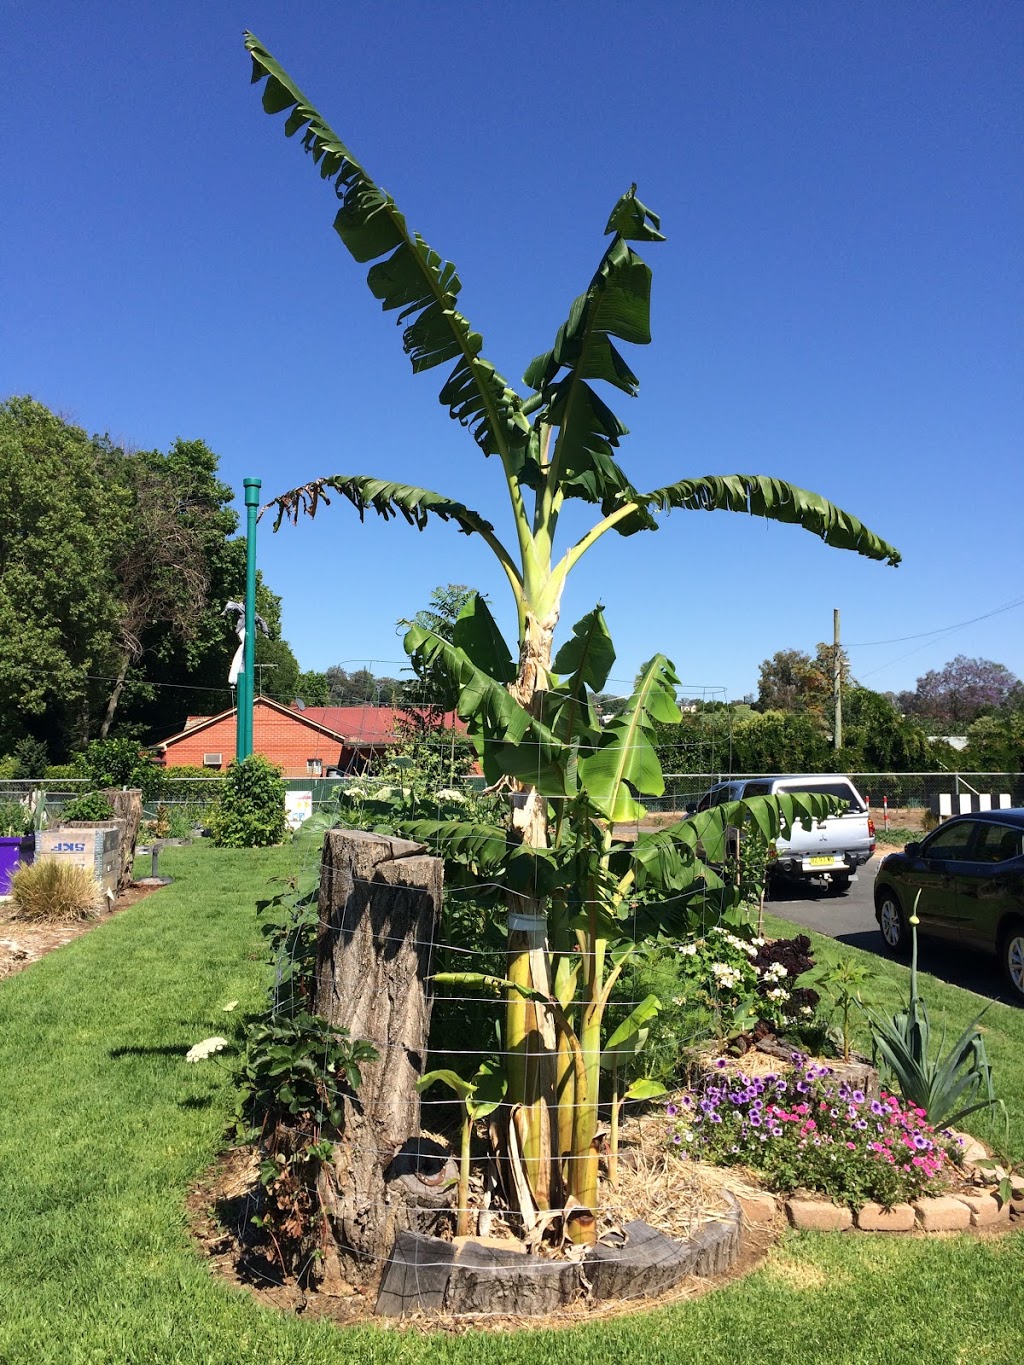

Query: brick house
[153,696,465,778]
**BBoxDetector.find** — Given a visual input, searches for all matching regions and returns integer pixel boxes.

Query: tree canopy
[0,397,302,758]
[896,655,1023,733]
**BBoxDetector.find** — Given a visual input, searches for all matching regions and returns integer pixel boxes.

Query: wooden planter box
[35,824,121,898]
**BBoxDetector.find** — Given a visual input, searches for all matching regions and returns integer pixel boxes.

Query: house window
[306,758,323,777]
[202,753,223,769]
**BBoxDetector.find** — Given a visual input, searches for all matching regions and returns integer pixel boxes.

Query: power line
[846,596,1024,648]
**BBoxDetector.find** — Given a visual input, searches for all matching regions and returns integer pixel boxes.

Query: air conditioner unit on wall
[203,753,223,768]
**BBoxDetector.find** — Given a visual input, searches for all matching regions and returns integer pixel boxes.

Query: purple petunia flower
[666,1103,679,1118]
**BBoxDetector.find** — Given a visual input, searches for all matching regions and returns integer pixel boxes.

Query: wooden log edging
[375,1195,742,1318]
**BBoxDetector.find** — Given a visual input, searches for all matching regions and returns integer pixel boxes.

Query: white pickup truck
[689,774,876,895]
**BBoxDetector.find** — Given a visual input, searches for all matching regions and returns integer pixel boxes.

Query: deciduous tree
[897,655,1022,732]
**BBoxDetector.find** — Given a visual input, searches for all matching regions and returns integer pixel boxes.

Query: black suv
[872,809,1024,1000]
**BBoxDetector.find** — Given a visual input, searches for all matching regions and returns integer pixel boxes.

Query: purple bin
[0,835,34,895]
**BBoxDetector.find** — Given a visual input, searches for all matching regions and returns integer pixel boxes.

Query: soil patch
[0,882,166,981]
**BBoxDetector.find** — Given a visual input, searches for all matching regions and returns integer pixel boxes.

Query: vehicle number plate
[808,856,838,867]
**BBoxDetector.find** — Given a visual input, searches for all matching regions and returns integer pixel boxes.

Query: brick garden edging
[717,1129,1021,1236]
[772,1131,1021,1235]
[785,1189,1012,1233]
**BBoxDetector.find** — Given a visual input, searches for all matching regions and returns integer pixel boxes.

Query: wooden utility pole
[833,608,842,752]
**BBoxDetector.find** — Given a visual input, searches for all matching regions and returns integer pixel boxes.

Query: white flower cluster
[185,1036,228,1063]
[711,962,743,990]
[760,961,789,984]
[435,788,466,803]
[711,927,758,958]
[677,942,698,957]
[765,986,790,1002]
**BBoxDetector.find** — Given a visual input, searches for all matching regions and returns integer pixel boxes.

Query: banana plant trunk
[504,607,561,1218]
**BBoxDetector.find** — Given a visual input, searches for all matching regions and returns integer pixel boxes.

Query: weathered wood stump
[314,829,448,1292]
[101,787,143,893]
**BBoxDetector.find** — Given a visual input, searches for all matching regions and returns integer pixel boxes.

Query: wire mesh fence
[4,771,1024,823]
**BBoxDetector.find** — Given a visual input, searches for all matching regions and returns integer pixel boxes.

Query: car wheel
[828,873,852,896]
[876,888,909,956]
[1002,921,1024,1001]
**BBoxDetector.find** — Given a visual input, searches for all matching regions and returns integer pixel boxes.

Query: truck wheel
[828,873,852,896]
[876,889,909,957]
[1001,920,1024,1002]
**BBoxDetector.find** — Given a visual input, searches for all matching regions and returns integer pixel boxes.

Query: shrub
[10,859,101,922]
[209,755,287,848]
[0,798,32,838]
[73,738,162,800]
[61,792,116,823]
[673,927,820,1040]
[668,1055,961,1208]
[13,736,49,779]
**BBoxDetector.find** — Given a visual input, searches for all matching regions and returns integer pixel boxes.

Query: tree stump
[314,829,447,1292]
[101,787,143,894]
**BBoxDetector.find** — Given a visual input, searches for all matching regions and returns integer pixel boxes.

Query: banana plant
[599,994,667,1186]
[400,600,833,1235]
[416,1061,506,1238]
[242,34,898,1231]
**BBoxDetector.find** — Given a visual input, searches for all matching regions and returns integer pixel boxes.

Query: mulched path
[0,882,164,980]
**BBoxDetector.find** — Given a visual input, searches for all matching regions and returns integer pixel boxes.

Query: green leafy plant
[243,33,901,1239]
[417,1061,506,1235]
[61,792,115,824]
[0,798,33,838]
[209,754,287,848]
[975,1101,1024,1208]
[10,859,101,922]
[235,1012,378,1141]
[866,893,998,1129]
[797,956,882,1062]
[73,738,161,800]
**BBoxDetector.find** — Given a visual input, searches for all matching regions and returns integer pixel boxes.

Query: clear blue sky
[3,1,1021,701]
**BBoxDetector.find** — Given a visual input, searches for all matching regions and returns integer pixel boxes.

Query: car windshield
[775,781,864,812]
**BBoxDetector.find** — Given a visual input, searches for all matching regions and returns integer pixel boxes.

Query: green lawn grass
[0,844,1022,1364]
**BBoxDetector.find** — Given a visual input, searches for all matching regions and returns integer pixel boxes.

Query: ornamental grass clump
[10,859,101,923]
[668,1055,961,1209]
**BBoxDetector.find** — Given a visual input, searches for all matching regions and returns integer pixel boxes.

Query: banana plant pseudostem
[242,32,901,1235]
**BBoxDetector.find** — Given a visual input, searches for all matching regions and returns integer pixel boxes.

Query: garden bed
[188,1120,777,1325]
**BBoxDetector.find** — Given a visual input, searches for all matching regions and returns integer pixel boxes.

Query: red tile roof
[292,706,464,745]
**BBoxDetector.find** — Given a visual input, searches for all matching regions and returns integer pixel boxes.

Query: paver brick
[737,1190,778,1225]
[913,1196,971,1232]
[786,1199,853,1231]
[855,1202,915,1232]
[956,1192,1007,1227]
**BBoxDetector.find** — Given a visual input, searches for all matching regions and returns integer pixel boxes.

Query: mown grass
[0,844,1021,1364]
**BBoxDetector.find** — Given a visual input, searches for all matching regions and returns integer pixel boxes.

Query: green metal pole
[235,674,247,763]
[242,477,261,760]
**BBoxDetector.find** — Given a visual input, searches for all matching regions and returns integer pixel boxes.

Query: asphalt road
[768,856,1019,1007]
